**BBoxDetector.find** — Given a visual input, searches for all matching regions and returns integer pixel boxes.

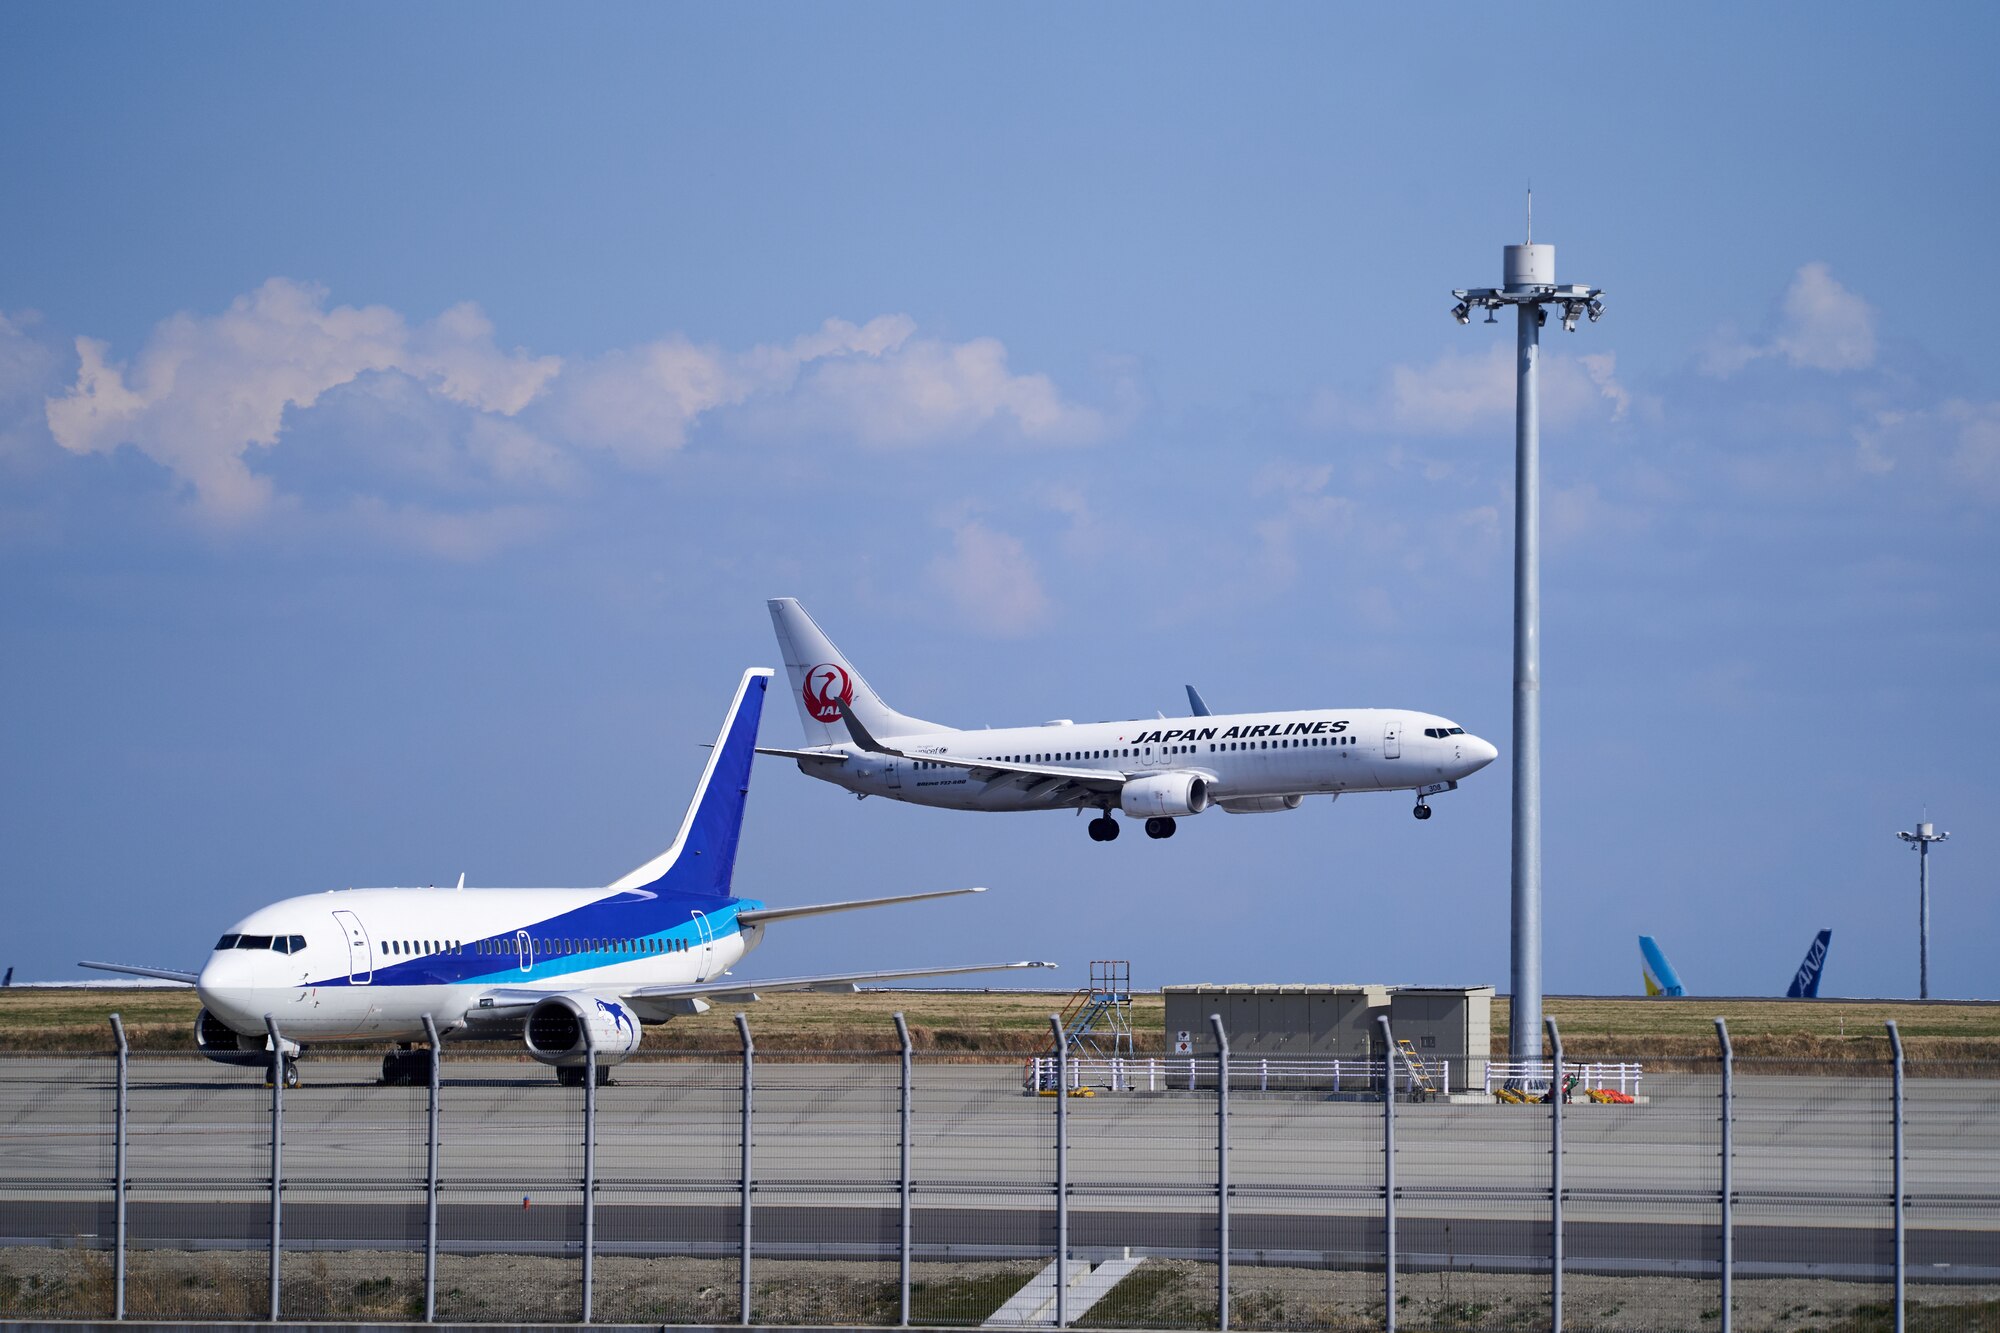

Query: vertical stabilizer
[766,598,946,744]
[1638,936,1686,997]
[1786,930,1833,999]
[609,668,772,900]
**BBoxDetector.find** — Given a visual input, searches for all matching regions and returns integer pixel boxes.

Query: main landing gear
[1087,814,1121,842]
[1412,780,1459,821]
[380,1047,433,1086]
[264,1057,301,1089]
[557,1065,614,1088]
[1144,817,1177,840]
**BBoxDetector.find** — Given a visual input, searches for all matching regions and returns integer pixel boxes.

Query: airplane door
[885,759,901,790]
[331,909,372,985]
[691,910,717,980]
[516,930,534,975]
[1383,719,1402,760]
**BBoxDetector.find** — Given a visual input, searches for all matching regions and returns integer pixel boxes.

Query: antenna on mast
[1526,185,1533,244]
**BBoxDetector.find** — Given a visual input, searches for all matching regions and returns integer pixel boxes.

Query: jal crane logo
[804,663,853,724]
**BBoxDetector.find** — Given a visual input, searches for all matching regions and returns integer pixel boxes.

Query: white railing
[1483,1059,1644,1096]
[1024,1055,1450,1097]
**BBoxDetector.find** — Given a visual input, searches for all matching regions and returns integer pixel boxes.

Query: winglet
[1186,685,1212,717]
[832,695,893,755]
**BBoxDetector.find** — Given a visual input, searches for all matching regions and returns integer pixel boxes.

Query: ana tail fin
[1786,929,1832,999]
[766,598,945,745]
[609,669,772,899]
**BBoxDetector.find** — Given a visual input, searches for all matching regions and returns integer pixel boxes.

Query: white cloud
[1313,342,1635,438]
[928,520,1050,636]
[1945,400,2000,500]
[1700,262,1876,378]
[45,279,560,520]
[0,310,60,463]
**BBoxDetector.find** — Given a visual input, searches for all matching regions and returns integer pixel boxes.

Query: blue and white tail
[1786,930,1832,999]
[767,598,945,746]
[608,668,771,900]
[1639,935,1685,997]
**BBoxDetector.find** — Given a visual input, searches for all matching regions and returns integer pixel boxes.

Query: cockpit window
[272,935,306,954]
[235,934,273,950]
[1447,727,1464,735]
[216,934,241,950]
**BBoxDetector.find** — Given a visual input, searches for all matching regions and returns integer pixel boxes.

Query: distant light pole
[1896,819,1949,999]
[1452,201,1603,1062]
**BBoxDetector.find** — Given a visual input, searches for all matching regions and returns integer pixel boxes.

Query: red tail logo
[804,664,853,724]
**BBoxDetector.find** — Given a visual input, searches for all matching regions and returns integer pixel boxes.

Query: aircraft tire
[1089,816,1119,842]
[1413,804,1432,821]
[1144,817,1176,840]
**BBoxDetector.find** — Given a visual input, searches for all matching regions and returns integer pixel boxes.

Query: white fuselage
[799,707,1495,811]
[196,887,762,1044]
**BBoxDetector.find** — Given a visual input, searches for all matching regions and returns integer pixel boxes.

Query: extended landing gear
[557,1065,614,1088]
[1088,814,1121,842]
[380,1048,433,1086]
[1144,817,1177,840]
[1412,780,1457,821]
[265,1058,301,1089]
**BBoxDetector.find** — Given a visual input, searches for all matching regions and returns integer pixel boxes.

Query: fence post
[263,1015,285,1324]
[1209,1014,1230,1331]
[582,1023,597,1324]
[1547,1017,1564,1333]
[1049,1014,1069,1330]
[1715,1018,1733,1333]
[737,1013,755,1327]
[894,1013,914,1328]
[1888,1020,1905,1333]
[420,1015,442,1324]
[1376,1014,1397,1333]
[109,1014,128,1322]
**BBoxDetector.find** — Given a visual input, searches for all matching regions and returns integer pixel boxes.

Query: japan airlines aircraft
[764,598,1498,843]
[79,669,1049,1086]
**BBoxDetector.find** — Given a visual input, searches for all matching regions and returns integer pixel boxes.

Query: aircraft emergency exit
[80,669,1050,1086]
[764,598,1497,843]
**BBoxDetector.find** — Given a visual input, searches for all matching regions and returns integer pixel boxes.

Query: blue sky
[3,6,1995,1004]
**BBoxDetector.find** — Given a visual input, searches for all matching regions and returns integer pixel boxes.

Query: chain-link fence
[2,1014,1996,1330]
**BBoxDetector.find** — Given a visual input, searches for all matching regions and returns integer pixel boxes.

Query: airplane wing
[736,886,985,925]
[79,961,200,985]
[756,745,848,763]
[466,960,1057,1023]
[624,958,1056,1004]
[832,701,1125,797]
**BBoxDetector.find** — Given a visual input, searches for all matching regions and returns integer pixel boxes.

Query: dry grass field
[4,985,1997,1063]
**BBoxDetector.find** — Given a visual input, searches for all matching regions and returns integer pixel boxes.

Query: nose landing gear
[1087,814,1120,842]
[264,1058,301,1089]
[1412,779,1458,821]
[1144,817,1177,840]
[1412,802,1433,820]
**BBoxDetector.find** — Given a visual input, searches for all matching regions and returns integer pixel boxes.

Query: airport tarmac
[2,1058,1994,1279]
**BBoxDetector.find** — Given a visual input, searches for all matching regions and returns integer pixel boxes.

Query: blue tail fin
[1639,935,1686,997]
[608,669,772,901]
[1786,930,1832,998]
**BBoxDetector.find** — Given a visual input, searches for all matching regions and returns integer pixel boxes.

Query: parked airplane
[80,669,1050,1086]
[1639,931,1833,999]
[764,598,1498,842]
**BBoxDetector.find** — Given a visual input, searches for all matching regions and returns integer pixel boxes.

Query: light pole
[1896,819,1949,999]
[1453,210,1603,1062]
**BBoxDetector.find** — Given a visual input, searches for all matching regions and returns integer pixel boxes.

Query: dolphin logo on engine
[595,998,634,1039]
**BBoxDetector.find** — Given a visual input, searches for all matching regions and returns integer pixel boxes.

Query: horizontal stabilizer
[737,886,986,925]
[79,960,200,985]
[754,745,848,764]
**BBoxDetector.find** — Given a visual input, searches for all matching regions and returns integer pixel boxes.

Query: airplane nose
[196,952,256,1024]
[1467,736,1498,771]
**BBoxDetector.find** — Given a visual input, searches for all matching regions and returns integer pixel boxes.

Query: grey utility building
[1163,983,1493,1091]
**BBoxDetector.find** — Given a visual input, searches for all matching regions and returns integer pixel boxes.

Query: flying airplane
[80,669,1051,1087]
[1639,930,1833,998]
[763,598,1498,842]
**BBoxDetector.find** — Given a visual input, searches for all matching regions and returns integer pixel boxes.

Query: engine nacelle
[1217,794,1304,814]
[1119,772,1210,819]
[523,995,643,1068]
[195,1007,289,1067]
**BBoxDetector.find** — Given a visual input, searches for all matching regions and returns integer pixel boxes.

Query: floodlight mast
[1896,820,1949,999]
[1452,227,1603,1064]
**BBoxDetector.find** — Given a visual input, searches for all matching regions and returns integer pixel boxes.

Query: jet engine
[523,995,643,1068]
[1217,794,1304,814]
[1119,772,1210,819]
[194,1007,290,1067]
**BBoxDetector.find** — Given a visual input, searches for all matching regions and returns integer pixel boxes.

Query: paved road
[1,1057,1993,1278]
